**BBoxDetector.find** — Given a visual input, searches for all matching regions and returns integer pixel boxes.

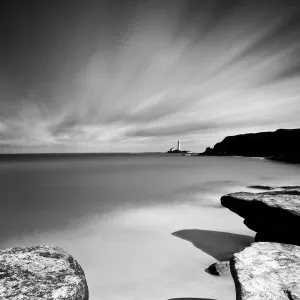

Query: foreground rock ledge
[221,189,300,245]
[231,242,300,300]
[0,245,88,300]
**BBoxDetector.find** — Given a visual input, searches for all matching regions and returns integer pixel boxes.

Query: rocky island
[198,128,300,163]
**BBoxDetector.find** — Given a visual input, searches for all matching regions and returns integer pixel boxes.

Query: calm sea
[0,154,299,300]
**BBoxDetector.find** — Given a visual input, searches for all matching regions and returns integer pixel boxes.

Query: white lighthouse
[167,139,191,153]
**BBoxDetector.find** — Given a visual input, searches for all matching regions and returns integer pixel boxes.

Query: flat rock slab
[231,242,300,300]
[221,189,300,245]
[0,245,88,300]
[221,190,300,218]
[221,190,300,245]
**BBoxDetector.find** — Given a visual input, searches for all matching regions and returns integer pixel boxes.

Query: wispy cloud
[0,0,300,152]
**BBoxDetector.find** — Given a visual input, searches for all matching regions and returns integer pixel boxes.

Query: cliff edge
[0,245,88,300]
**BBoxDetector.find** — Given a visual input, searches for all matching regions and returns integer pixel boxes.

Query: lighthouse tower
[177,140,180,151]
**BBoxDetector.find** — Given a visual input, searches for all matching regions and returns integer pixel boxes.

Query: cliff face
[199,128,300,163]
[0,245,88,300]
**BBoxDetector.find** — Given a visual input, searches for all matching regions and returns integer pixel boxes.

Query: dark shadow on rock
[205,266,219,276]
[172,229,253,261]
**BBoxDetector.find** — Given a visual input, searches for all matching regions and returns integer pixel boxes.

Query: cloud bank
[1,0,300,152]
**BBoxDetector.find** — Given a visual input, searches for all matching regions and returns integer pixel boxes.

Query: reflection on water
[0,155,299,300]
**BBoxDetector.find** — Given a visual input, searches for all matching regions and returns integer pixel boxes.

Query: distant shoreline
[0,152,179,161]
[0,152,166,156]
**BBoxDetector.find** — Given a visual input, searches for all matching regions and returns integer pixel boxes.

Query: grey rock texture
[206,261,230,276]
[0,245,88,300]
[231,242,300,300]
[221,189,300,245]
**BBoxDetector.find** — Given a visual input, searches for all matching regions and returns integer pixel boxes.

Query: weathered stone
[231,242,300,300]
[0,245,88,300]
[206,261,230,276]
[221,190,300,245]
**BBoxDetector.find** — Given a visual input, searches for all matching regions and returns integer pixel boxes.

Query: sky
[1,0,300,153]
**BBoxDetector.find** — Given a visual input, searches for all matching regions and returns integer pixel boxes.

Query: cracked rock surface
[0,245,88,300]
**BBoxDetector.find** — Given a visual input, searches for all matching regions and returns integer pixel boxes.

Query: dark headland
[198,128,300,163]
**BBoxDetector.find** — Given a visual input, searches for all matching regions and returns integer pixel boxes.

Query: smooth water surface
[0,154,299,300]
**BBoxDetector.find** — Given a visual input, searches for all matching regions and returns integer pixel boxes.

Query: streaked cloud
[0,0,300,152]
